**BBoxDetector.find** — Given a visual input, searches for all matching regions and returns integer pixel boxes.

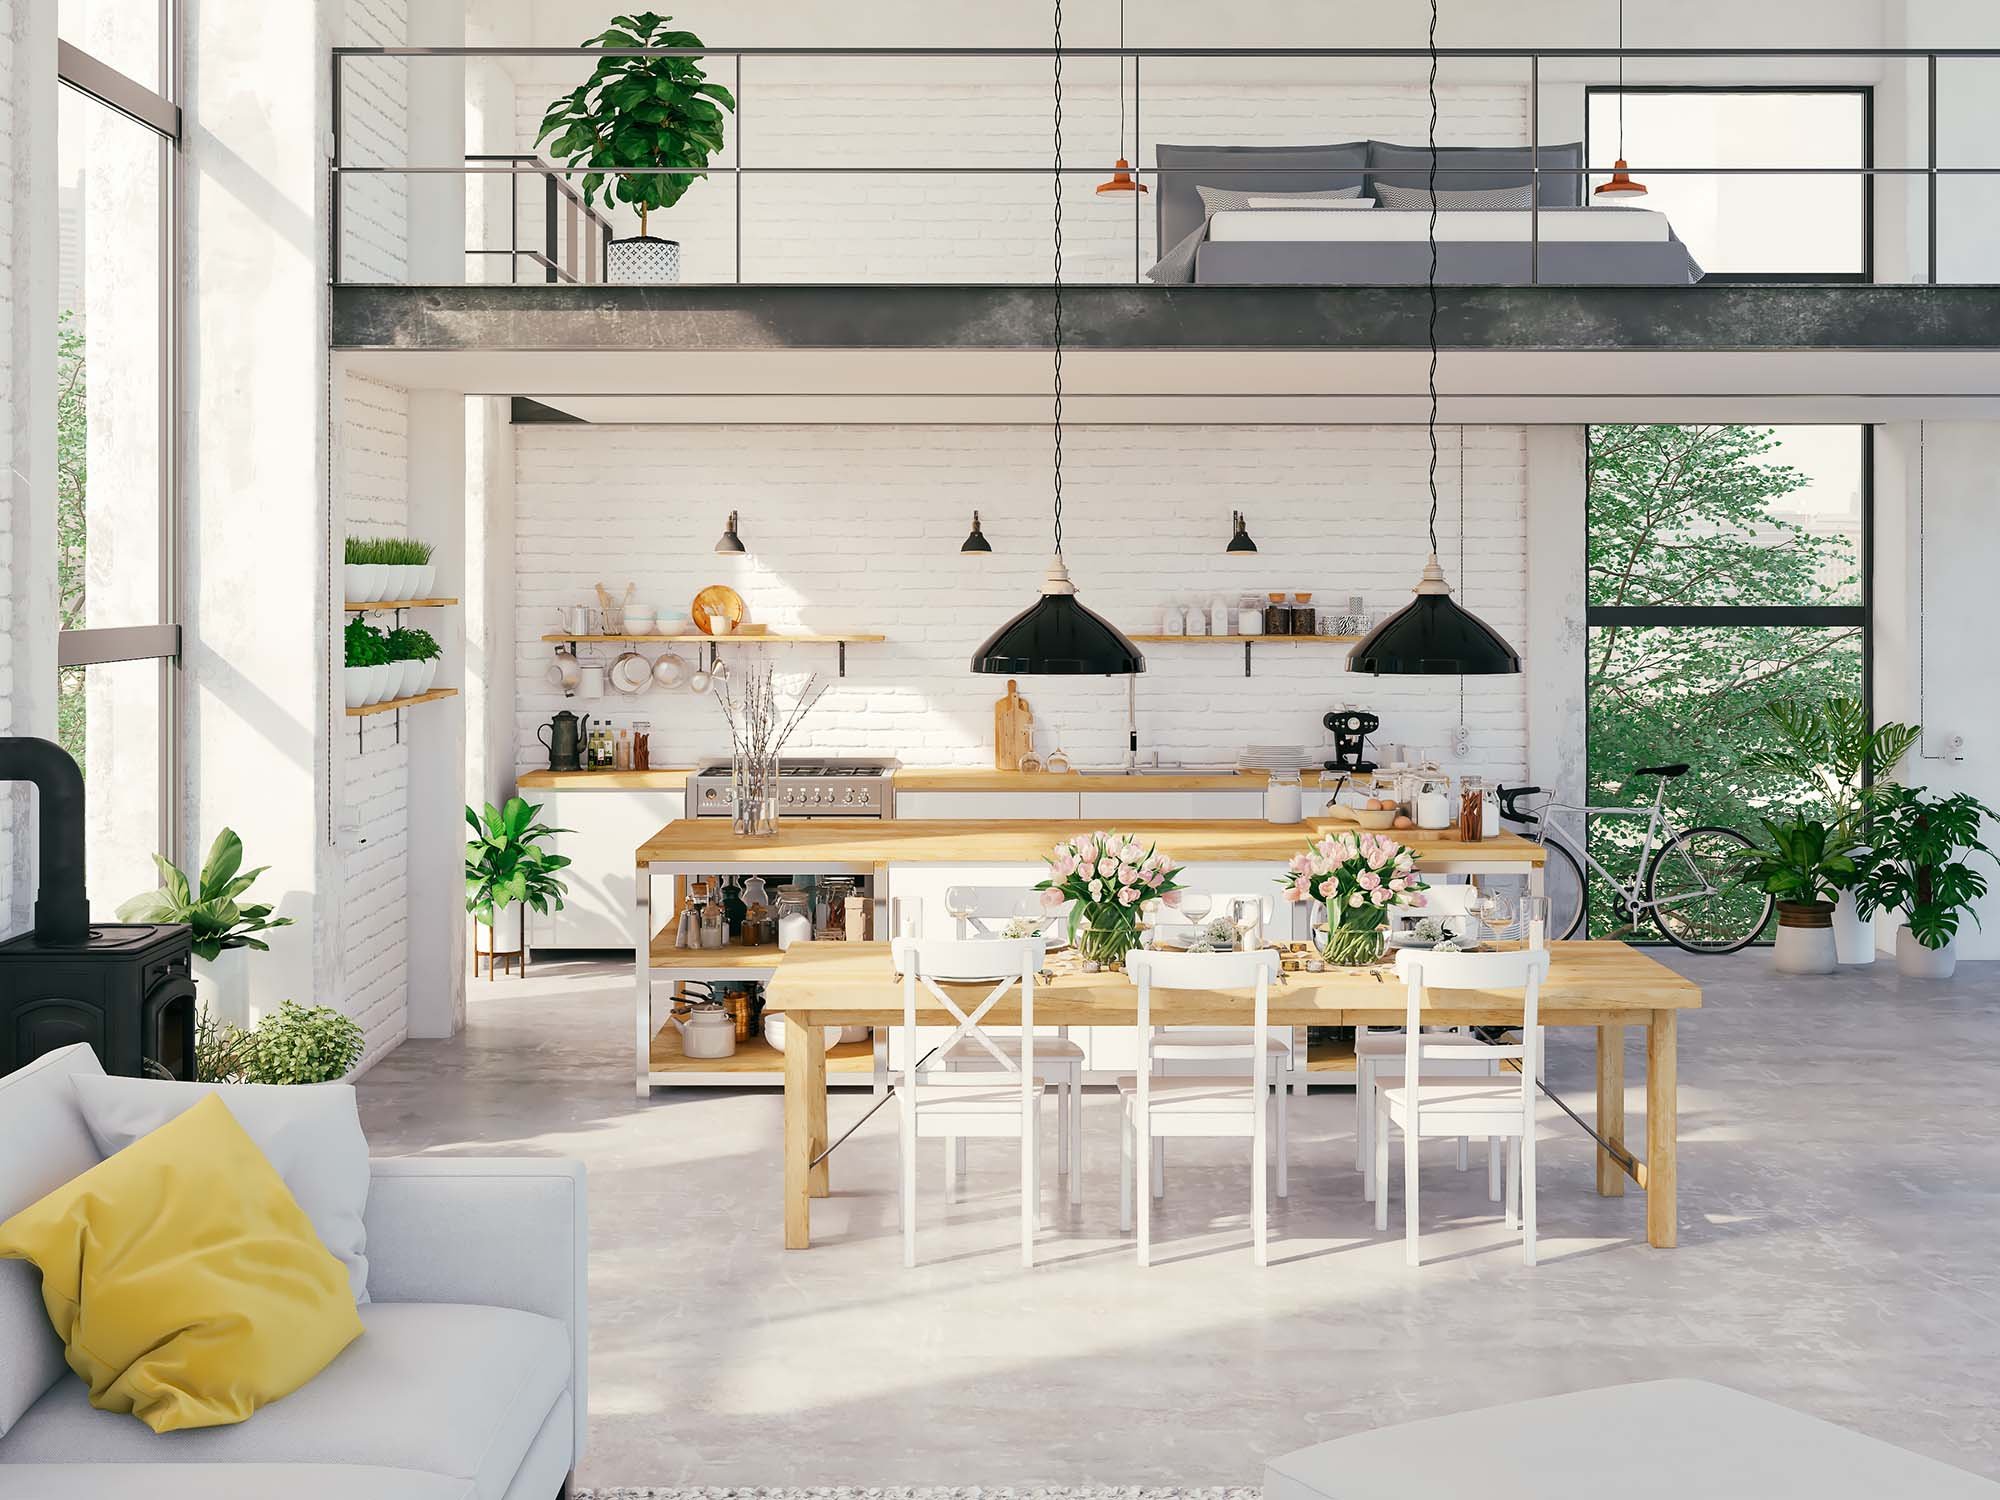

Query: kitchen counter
[517,768,691,789]
[518,766,1342,792]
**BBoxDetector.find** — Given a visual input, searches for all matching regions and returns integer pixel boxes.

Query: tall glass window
[1584,425,1870,939]
[56,4,180,907]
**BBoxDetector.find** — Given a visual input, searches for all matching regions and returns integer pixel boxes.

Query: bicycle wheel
[1644,826,1772,954]
[1540,839,1588,941]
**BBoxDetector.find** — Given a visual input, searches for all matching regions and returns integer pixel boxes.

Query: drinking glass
[1477,892,1517,949]
[944,885,979,937]
[1230,897,1265,950]
[1519,894,1552,949]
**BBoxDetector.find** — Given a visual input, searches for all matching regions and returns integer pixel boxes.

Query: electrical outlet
[1452,724,1472,759]
[1944,732,1967,762]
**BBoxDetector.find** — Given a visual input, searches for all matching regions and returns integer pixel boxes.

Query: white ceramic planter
[1896,927,1957,979]
[473,905,525,973]
[397,564,422,601]
[343,563,370,602]
[368,663,395,704]
[1773,920,1837,975]
[194,949,253,1031]
[343,665,372,709]
[415,562,436,598]
[399,658,425,699]
[1831,888,1874,965]
[419,657,439,693]
[359,563,387,602]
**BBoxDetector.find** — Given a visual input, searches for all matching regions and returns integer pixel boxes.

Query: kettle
[672,1000,737,1059]
[539,710,589,771]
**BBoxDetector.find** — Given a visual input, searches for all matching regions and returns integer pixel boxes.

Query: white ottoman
[1265,1380,1999,1500]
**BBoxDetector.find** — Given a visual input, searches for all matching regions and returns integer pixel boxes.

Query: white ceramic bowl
[624,606,658,635]
[654,617,694,637]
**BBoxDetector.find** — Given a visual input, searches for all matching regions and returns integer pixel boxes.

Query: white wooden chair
[931,886,1085,1207]
[1356,881,1498,1199]
[892,935,1047,1268]
[1118,948,1283,1267]
[1374,946,1551,1266]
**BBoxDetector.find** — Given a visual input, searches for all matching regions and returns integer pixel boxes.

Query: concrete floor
[356,951,2000,1490]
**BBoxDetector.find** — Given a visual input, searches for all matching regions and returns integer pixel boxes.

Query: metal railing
[330,45,2000,288]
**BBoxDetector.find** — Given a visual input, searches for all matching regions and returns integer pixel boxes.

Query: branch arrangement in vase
[713,665,827,832]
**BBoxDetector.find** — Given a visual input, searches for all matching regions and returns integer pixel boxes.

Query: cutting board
[994,679,1035,770]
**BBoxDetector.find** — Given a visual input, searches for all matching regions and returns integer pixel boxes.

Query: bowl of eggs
[1330,797,1404,830]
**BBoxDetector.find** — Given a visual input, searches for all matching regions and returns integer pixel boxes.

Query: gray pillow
[1367,140,1583,207]
[71,1074,373,1303]
[1156,141,1368,250]
[1197,184,1365,216]
[1375,181,1534,210]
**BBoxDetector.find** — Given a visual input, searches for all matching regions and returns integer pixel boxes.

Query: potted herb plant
[386,625,443,697]
[344,616,393,707]
[1036,831,1185,970]
[537,12,736,283]
[117,828,295,1028]
[1733,816,1855,974]
[1851,785,1996,979]
[466,797,572,968]
[1742,695,1920,964]
[198,1000,364,1084]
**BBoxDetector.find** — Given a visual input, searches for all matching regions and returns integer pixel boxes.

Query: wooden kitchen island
[632,818,1545,1092]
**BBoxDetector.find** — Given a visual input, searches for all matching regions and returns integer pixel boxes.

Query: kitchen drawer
[1191,791,1267,819]
[895,791,1081,820]
[1079,791,1199,820]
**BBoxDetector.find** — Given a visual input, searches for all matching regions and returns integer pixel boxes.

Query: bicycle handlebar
[1496,784,1541,826]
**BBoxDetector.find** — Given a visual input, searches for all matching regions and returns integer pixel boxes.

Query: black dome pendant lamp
[1350,0,1521,680]
[972,0,1145,679]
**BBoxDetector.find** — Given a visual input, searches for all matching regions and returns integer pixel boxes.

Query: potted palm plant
[117,829,294,1027]
[465,797,572,970]
[1742,695,1920,963]
[1734,817,1855,974]
[537,12,736,283]
[1851,785,1996,979]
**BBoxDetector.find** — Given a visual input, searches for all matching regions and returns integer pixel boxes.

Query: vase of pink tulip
[1038,830,1186,970]
[1283,829,1428,966]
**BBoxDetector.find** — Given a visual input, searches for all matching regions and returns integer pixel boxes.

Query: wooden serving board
[994,679,1035,771]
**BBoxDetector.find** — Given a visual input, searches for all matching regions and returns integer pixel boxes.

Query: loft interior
[4,1,2000,1497]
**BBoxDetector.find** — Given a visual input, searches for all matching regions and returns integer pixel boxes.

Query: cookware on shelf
[608,651,651,695]
[651,651,689,689]
[691,585,747,636]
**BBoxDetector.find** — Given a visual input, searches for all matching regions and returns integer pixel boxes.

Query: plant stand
[471,907,528,981]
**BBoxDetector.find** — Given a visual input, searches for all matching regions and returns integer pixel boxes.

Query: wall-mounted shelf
[1127,633,1361,677]
[347,687,458,718]
[347,597,458,612]
[540,631,886,678]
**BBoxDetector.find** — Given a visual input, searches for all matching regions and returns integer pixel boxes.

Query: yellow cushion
[0,1091,363,1432]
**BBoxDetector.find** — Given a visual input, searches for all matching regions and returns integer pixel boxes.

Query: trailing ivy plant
[537,12,736,237]
[116,828,295,963]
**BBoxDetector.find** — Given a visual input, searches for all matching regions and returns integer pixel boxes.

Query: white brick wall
[0,0,15,924]
[514,423,1527,777]
[339,372,411,1065]
[340,0,410,282]
[507,75,1529,282]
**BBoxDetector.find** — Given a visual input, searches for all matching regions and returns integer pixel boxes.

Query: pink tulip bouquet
[1282,829,1429,966]
[1037,830,1185,969]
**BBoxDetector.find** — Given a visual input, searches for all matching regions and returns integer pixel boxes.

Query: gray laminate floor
[355,951,2000,1490]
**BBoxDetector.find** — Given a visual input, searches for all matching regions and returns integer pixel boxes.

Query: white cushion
[1116,1075,1261,1112]
[0,1045,108,1437]
[1382,1079,1525,1118]
[0,1303,568,1500]
[1153,1028,1291,1055]
[71,1073,373,1302]
[1263,1378,2000,1499]
[0,1465,474,1499]
[940,1034,1085,1065]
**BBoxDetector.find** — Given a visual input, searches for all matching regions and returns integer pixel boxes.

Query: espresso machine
[1322,708,1379,775]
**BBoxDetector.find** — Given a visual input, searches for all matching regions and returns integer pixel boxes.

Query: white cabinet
[1192,791,1268,819]
[895,790,1080,820]
[1079,790,1268,821]
[529,788,681,951]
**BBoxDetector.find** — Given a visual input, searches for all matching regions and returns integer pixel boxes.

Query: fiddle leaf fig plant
[466,797,572,927]
[116,828,295,963]
[537,12,736,238]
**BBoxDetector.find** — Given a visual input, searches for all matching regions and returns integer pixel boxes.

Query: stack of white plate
[1237,744,1312,773]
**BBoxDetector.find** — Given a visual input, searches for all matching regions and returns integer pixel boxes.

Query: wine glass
[1178,891,1214,925]
[1477,891,1518,949]
[944,884,979,938]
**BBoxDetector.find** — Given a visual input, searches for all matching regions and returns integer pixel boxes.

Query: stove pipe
[0,737,91,946]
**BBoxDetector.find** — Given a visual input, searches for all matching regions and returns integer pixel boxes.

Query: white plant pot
[343,665,372,709]
[1831,888,1874,965]
[397,564,422,601]
[608,235,681,283]
[1772,919,1837,975]
[359,563,387,602]
[343,563,370,603]
[474,905,525,968]
[406,658,428,698]
[415,562,436,599]
[194,948,254,1031]
[368,663,395,704]
[1896,927,1957,979]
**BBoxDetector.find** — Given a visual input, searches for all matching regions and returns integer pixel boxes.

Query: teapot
[672,1000,737,1059]
[539,710,589,771]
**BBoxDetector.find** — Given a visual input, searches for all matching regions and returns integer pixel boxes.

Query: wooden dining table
[761,939,1701,1253]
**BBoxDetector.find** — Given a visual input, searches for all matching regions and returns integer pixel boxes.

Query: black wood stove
[0,737,196,1079]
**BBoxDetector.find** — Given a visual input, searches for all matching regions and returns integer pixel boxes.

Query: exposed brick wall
[339,372,411,1066]
[339,0,410,282]
[513,423,1527,777]
[0,0,19,927]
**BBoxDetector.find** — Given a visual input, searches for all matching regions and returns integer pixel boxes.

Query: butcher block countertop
[517,769,691,789]
[519,766,1347,793]
[635,818,1544,868]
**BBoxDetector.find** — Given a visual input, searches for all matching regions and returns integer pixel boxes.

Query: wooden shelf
[1129,633,1359,644]
[540,631,885,644]
[345,687,458,718]
[649,932,785,970]
[1307,1034,1358,1074]
[346,597,458,611]
[649,1024,876,1075]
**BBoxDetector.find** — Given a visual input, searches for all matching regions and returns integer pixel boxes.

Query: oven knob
[842,789,855,804]
[703,788,718,803]
[858,788,872,805]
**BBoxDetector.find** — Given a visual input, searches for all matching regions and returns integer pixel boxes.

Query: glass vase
[731,753,780,837]
[1319,910,1388,967]
[1077,907,1140,970]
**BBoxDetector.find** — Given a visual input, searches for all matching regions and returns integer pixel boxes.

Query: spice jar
[1458,776,1486,843]
[1290,592,1316,636]
[1263,591,1293,636]
[1237,594,1265,635]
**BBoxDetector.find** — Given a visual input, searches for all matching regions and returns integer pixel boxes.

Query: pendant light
[1094,0,1147,194]
[1225,510,1258,553]
[1594,0,1648,198]
[961,511,993,552]
[1349,0,1521,679]
[973,0,1145,678]
[714,509,746,554]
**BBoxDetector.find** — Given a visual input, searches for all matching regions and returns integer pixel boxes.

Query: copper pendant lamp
[1594,0,1648,198]
[1095,0,1147,194]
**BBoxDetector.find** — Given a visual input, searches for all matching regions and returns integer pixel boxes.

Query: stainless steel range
[687,757,898,820]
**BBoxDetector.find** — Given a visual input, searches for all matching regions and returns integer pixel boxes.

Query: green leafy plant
[116,828,295,963]
[199,1001,363,1084]
[345,617,390,667]
[1852,785,1997,950]
[1740,695,1921,857]
[537,12,736,237]
[466,797,572,926]
[344,536,433,565]
[1733,816,1855,908]
[384,626,441,663]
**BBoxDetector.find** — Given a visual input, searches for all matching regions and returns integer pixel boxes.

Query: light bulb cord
[1427,0,1440,557]
[1052,0,1065,558]
[1617,0,1627,161]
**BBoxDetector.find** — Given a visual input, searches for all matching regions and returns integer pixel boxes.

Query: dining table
[760,938,1701,1253]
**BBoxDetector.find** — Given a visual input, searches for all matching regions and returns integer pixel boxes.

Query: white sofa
[0,1045,586,1500]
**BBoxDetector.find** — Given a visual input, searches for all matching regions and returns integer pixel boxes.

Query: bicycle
[1495,764,1774,954]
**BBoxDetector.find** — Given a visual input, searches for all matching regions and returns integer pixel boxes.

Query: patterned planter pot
[607,235,681,283]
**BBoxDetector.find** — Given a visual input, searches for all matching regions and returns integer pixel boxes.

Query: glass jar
[1459,776,1486,842]
[1264,591,1292,636]
[1265,767,1303,824]
[775,886,812,951]
[822,877,857,938]
[1290,592,1316,636]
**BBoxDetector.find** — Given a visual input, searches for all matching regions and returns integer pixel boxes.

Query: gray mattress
[1192,238,1703,285]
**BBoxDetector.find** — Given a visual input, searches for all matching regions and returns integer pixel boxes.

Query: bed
[1145,139,1706,287]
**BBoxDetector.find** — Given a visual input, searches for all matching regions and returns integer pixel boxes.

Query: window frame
[1581,423,1874,943]
[1583,84,1875,285]
[55,1,183,866]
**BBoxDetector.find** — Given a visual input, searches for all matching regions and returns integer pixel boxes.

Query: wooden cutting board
[994,679,1035,770]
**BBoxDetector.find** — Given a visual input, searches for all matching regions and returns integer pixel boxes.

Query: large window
[1584,425,1869,939]
[1587,88,1871,281]
[56,5,181,906]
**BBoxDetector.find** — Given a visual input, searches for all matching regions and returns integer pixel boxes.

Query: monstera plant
[537,12,735,280]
